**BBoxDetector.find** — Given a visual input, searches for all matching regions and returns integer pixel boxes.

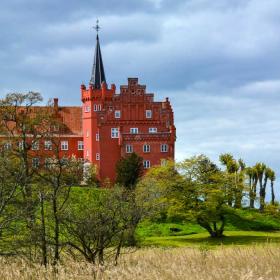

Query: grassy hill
[137,209,280,247]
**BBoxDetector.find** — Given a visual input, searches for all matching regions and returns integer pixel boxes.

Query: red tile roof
[57,107,82,136]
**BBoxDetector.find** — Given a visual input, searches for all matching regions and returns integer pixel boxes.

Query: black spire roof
[90,34,106,89]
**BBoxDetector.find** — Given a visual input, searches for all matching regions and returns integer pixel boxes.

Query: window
[143,144,150,153]
[32,141,39,151]
[146,110,152,118]
[143,160,151,169]
[111,128,119,138]
[130,128,138,134]
[3,142,12,150]
[96,133,99,141]
[115,110,121,118]
[84,106,90,112]
[78,141,84,150]
[61,141,68,151]
[96,153,100,160]
[44,140,52,150]
[126,144,133,153]
[149,127,157,133]
[161,159,167,167]
[94,104,102,111]
[18,141,24,150]
[161,144,168,153]
[32,158,40,168]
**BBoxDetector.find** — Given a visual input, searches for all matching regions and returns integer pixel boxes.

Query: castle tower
[81,21,116,176]
[81,21,176,183]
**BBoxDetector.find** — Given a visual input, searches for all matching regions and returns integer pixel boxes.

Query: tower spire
[90,20,106,89]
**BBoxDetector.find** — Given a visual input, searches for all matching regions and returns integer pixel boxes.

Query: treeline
[219,153,276,210]
[138,155,278,238]
[0,93,144,267]
[0,92,278,268]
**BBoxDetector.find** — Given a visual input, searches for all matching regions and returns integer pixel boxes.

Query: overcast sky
[1,0,280,199]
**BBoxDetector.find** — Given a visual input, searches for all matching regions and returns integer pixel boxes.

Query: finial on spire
[93,19,101,34]
[90,20,107,88]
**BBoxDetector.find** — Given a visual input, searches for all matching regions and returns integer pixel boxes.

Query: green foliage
[115,152,143,190]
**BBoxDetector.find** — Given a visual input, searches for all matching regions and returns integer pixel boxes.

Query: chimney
[54,98,58,112]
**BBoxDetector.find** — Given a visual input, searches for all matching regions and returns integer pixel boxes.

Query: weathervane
[94,19,101,34]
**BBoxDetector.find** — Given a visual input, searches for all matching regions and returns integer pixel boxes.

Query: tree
[0,92,56,260]
[219,153,245,208]
[246,167,257,208]
[0,92,56,219]
[0,150,23,253]
[35,144,84,265]
[115,152,143,190]
[255,163,267,211]
[140,156,230,238]
[63,188,138,265]
[265,168,276,205]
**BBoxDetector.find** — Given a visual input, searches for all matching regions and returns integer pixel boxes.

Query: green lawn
[137,209,280,248]
[141,231,280,247]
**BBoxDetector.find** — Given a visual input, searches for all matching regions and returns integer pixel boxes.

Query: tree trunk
[52,194,59,265]
[39,193,47,267]
[271,181,275,205]
[250,179,257,209]
[259,176,267,212]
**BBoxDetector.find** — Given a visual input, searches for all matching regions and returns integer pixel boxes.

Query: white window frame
[161,144,168,153]
[143,144,150,153]
[44,140,52,150]
[161,159,167,167]
[94,104,102,112]
[149,127,157,133]
[84,106,90,113]
[96,133,99,141]
[61,141,69,151]
[78,141,84,151]
[126,144,133,153]
[111,128,119,138]
[115,110,121,119]
[130,128,138,134]
[146,110,152,119]
[96,153,100,161]
[143,160,151,169]
[32,141,39,151]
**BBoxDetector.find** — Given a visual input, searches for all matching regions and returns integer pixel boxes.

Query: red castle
[21,27,176,183]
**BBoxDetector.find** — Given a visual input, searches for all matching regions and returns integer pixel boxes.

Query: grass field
[142,230,280,247]
[136,208,280,247]
[1,246,279,279]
